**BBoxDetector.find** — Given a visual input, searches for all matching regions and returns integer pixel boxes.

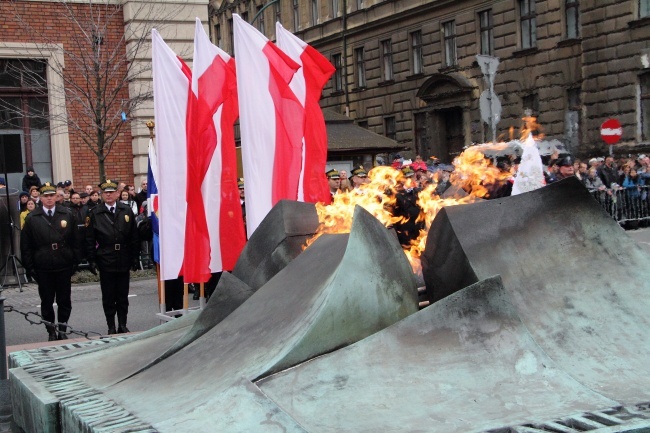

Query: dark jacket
[598,164,619,188]
[85,202,139,272]
[21,173,41,193]
[20,205,81,272]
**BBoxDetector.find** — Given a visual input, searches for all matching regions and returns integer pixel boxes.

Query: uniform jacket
[20,205,81,272]
[86,202,139,272]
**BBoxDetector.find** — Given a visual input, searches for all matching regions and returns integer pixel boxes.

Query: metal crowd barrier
[589,185,650,226]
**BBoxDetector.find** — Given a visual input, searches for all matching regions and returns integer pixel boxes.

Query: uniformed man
[326,169,341,197]
[85,180,139,334]
[349,166,369,188]
[552,155,575,182]
[21,182,81,341]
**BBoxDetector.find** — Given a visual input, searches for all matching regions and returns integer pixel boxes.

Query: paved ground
[1,274,201,348]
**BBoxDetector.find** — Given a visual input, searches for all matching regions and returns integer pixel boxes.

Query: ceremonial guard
[21,182,81,341]
[86,180,139,334]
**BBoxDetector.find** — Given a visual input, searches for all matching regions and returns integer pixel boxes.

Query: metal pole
[0,296,7,380]
[251,0,278,25]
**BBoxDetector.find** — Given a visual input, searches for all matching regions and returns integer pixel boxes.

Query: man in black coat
[21,182,81,341]
[85,180,139,334]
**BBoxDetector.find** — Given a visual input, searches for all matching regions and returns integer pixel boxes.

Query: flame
[307,146,512,276]
[520,115,544,140]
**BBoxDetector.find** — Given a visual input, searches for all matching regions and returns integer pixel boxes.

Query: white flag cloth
[151,29,190,281]
[276,23,335,205]
[512,133,546,195]
[185,19,246,280]
[233,14,303,238]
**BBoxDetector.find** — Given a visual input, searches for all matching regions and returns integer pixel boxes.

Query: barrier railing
[589,184,650,226]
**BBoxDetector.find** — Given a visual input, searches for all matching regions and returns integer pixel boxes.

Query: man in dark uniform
[21,182,81,341]
[392,166,425,247]
[326,169,341,198]
[85,180,139,334]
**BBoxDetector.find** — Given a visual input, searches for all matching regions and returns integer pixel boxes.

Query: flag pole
[147,120,166,315]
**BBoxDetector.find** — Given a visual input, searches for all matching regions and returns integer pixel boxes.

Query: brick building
[0,0,206,189]
[211,0,650,164]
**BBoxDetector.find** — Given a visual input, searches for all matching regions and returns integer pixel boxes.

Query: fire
[307,147,512,275]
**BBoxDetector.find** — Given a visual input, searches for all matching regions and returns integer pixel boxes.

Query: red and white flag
[151,29,191,281]
[233,14,303,238]
[276,23,335,205]
[184,19,246,282]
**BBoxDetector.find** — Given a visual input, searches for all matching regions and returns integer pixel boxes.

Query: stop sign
[601,118,622,145]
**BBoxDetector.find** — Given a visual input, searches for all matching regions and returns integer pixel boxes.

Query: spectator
[18,191,29,212]
[622,167,644,199]
[63,179,74,195]
[55,189,65,205]
[126,184,137,201]
[79,192,90,206]
[19,199,36,229]
[87,190,101,210]
[29,185,41,207]
[135,179,148,209]
[598,155,619,188]
[339,170,352,192]
[583,167,606,193]
[69,192,86,223]
[84,184,94,195]
[120,190,138,215]
[238,178,246,230]
[21,167,41,192]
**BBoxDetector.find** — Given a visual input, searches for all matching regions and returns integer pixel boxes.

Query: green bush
[71,268,157,284]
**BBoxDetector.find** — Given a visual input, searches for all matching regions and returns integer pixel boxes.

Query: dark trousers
[37,269,72,332]
[99,271,130,327]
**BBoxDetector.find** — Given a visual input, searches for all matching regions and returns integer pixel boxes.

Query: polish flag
[151,29,191,281]
[276,23,335,205]
[233,14,303,238]
[183,19,246,282]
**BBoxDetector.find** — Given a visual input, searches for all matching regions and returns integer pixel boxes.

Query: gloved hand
[88,262,98,276]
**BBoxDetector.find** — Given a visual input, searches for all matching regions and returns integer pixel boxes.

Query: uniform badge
[85,216,90,227]
[125,215,130,223]
[60,220,67,228]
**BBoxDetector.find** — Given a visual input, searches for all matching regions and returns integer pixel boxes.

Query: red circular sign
[600,118,622,145]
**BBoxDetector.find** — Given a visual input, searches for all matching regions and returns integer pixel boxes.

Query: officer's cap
[39,182,57,195]
[99,179,118,192]
[350,166,367,178]
[326,169,340,179]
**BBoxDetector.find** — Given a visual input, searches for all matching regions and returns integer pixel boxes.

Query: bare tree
[3,0,185,181]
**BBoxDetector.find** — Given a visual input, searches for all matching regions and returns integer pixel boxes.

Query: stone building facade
[211,0,650,162]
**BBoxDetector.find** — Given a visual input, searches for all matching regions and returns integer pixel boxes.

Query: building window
[380,39,393,81]
[241,11,249,23]
[228,18,234,53]
[311,0,318,24]
[442,20,457,67]
[293,0,300,30]
[358,120,368,129]
[274,1,281,23]
[565,88,581,153]
[519,0,537,49]
[355,47,366,88]
[257,6,265,35]
[384,116,396,140]
[0,59,52,179]
[414,112,427,156]
[641,0,650,18]
[522,93,539,116]
[410,30,423,75]
[213,24,222,47]
[641,73,650,141]
[357,0,363,11]
[332,53,343,92]
[565,0,580,39]
[478,10,494,55]
[331,0,339,18]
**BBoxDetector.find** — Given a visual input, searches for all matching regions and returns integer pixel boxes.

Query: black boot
[117,324,130,333]
[46,325,57,342]
[107,316,116,335]
[58,323,69,340]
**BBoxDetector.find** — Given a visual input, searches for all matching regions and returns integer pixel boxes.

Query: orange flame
[307,147,512,275]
